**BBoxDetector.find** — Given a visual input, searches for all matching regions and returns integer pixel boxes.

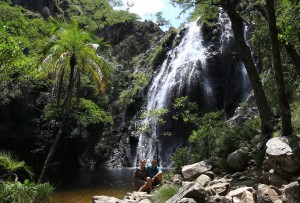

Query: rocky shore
[92,136,300,203]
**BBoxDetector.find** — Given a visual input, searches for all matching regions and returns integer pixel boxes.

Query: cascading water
[219,9,251,102]
[135,10,251,166]
[136,20,210,165]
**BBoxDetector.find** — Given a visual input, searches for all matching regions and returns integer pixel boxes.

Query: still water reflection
[49,167,135,203]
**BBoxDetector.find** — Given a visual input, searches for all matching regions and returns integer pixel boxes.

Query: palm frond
[0,150,34,180]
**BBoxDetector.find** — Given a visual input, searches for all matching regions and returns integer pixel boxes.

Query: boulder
[210,194,230,203]
[165,182,207,203]
[179,198,197,203]
[182,161,212,181]
[261,170,288,188]
[204,171,215,179]
[92,196,126,203]
[264,137,300,179]
[205,182,230,196]
[227,149,250,171]
[281,181,300,203]
[138,199,152,203]
[240,190,255,203]
[196,174,211,186]
[256,184,281,203]
[171,174,183,185]
[227,187,254,198]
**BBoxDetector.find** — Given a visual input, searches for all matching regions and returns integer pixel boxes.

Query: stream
[48,167,135,203]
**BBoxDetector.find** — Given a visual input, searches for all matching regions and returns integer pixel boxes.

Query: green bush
[0,181,53,203]
[0,150,53,203]
[171,147,194,174]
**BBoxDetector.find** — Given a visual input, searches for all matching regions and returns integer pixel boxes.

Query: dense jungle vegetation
[1,0,300,201]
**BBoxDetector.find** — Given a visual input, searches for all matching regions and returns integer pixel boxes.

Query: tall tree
[171,0,274,137]
[38,20,110,183]
[266,0,292,136]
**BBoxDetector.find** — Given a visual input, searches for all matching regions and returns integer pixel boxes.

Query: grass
[150,185,179,203]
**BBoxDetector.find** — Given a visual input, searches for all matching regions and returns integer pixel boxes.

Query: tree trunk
[221,2,274,138]
[38,57,76,183]
[284,43,300,73]
[38,122,65,183]
[266,0,292,136]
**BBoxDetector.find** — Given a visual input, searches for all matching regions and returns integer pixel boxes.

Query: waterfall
[135,10,251,166]
[219,9,251,103]
[136,20,211,165]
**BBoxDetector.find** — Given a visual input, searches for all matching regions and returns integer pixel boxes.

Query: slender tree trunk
[284,43,300,73]
[38,122,65,183]
[266,0,292,136]
[38,56,76,183]
[222,3,274,138]
[56,68,65,105]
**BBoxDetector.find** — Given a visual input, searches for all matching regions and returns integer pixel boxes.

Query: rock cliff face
[11,0,60,14]
[104,12,252,167]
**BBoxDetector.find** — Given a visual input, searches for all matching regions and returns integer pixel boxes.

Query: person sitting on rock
[139,159,162,192]
[132,159,147,191]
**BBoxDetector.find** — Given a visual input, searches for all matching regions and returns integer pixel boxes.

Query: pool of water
[48,167,136,203]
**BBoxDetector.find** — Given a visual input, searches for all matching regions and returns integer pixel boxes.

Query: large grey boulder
[227,187,254,197]
[227,149,250,171]
[182,161,212,181]
[92,196,126,203]
[205,182,230,196]
[264,137,300,179]
[261,170,288,188]
[166,182,208,203]
[179,198,197,203]
[196,174,211,186]
[256,184,281,203]
[171,174,183,185]
[281,181,300,203]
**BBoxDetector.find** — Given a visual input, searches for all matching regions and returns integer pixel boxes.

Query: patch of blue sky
[115,0,194,31]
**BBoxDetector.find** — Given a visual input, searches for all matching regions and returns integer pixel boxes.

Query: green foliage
[66,0,137,32]
[39,19,111,94]
[73,98,113,126]
[0,180,53,203]
[191,3,219,23]
[150,28,177,68]
[0,150,53,203]
[138,108,169,135]
[42,98,112,127]
[155,11,170,27]
[172,96,261,171]
[0,1,48,50]
[0,150,33,181]
[0,28,36,105]
[114,35,140,64]
[118,72,151,109]
[41,103,61,121]
[277,0,300,50]
[188,111,226,159]
[151,185,179,203]
[171,147,193,174]
[173,96,199,124]
[292,100,300,134]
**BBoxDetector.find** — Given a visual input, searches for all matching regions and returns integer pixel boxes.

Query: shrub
[171,147,193,174]
[0,150,53,203]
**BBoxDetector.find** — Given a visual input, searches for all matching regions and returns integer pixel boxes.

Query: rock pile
[93,136,300,203]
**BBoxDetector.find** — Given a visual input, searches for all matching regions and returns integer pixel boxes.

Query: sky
[118,0,192,30]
